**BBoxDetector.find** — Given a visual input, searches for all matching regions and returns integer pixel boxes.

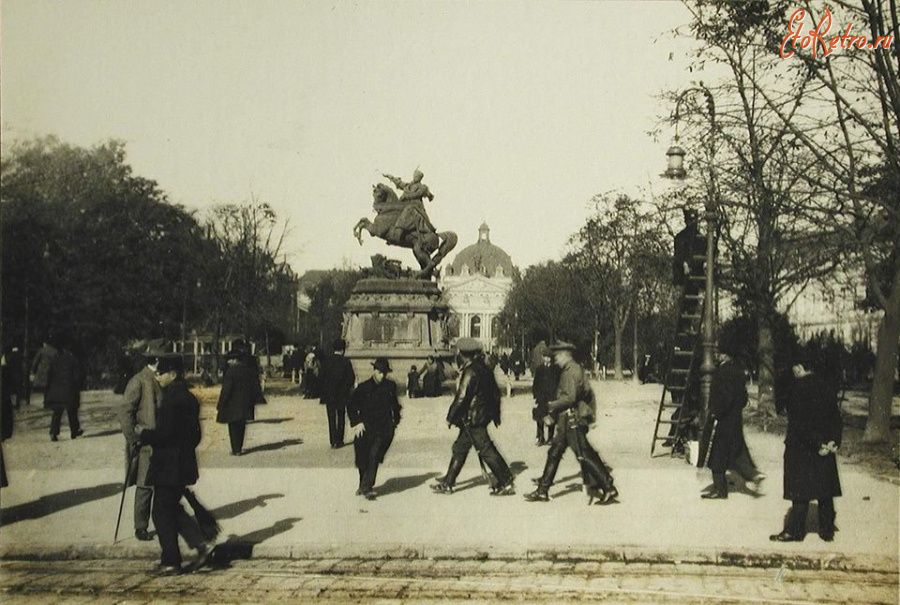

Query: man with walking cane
[431,338,515,496]
[118,347,164,541]
[525,341,618,505]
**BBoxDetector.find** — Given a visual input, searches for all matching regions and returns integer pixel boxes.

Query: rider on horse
[382,169,435,244]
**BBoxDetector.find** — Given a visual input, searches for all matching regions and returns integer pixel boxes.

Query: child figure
[407,365,421,398]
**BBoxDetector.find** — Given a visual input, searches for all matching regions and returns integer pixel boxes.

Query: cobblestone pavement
[1,558,897,604]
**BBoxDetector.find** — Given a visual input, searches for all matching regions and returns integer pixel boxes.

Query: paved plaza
[0,380,897,603]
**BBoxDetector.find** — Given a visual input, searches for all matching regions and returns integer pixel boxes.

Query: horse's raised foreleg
[353,218,372,245]
[432,232,458,266]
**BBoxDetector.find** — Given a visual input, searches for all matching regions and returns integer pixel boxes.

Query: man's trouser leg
[710,471,728,496]
[327,403,345,446]
[358,435,385,493]
[817,498,836,537]
[730,444,760,481]
[135,486,153,531]
[785,500,810,537]
[442,429,472,487]
[573,426,614,492]
[66,405,81,437]
[228,421,246,454]
[536,425,569,490]
[469,425,512,485]
[49,407,64,437]
[152,485,183,567]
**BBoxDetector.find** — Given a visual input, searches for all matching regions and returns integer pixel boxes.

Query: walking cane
[114,446,139,544]
[699,418,718,469]
[461,423,497,490]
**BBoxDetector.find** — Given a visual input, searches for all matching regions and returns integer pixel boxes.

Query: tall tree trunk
[864,266,900,443]
[757,310,777,417]
[614,317,624,380]
[632,311,640,385]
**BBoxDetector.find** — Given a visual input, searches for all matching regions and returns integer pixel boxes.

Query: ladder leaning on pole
[650,256,706,457]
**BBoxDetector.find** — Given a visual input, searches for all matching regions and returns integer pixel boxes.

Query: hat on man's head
[682,207,699,222]
[332,338,346,352]
[372,357,392,373]
[537,343,553,357]
[549,340,576,353]
[144,338,170,359]
[456,337,482,354]
[156,354,183,375]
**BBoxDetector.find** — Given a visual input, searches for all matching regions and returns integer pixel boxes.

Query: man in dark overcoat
[216,349,263,456]
[119,350,164,540]
[44,336,84,441]
[702,342,765,499]
[319,339,356,448]
[531,344,560,446]
[525,341,617,504]
[432,338,515,496]
[140,355,212,575]
[770,360,842,542]
[348,357,401,500]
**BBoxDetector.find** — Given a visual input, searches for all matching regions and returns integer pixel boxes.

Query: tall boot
[432,455,465,494]
[525,453,560,502]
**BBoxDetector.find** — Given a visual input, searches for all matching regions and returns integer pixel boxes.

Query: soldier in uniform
[348,357,402,500]
[319,339,356,448]
[525,341,618,504]
[431,338,515,496]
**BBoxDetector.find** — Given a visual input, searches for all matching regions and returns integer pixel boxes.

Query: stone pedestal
[342,278,455,380]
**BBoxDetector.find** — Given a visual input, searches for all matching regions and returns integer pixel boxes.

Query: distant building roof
[447,223,515,279]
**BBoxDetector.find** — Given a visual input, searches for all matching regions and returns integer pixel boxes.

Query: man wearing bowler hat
[431,337,515,496]
[348,357,402,500]
[525,341,618,504]
[319,339,356,448]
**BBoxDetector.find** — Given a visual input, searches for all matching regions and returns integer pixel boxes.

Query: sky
[1,0,699,275]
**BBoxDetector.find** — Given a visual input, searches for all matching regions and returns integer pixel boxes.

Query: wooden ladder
[651,261,706,456]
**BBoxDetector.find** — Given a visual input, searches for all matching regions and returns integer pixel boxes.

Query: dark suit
[706,358,760,496]
[348,377,401,493]
[216,360,263,454]
[320,354,355,447]
[532,362,560,442]
[141,381,205,567]
[779,372,842,538]
[44,349,83,438]
[673,223,704,288]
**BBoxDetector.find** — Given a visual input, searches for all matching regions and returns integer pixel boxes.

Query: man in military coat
[119,350,164,541]
[319,339,356,449]
[348,357,402,500]
[432,338,515,496]
[525,342,617,504]
[770,358,842,542]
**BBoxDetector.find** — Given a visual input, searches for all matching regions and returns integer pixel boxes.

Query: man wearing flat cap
[319,339,356,449]
[525,341,618,504]
[348,357,402,500]
[432,337,515,496]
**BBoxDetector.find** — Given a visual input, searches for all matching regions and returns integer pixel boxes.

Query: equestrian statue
[353,168,458,280]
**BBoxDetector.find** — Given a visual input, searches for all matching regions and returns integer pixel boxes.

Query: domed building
[440,223,517,350]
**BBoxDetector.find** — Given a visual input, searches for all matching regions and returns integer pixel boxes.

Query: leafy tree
[299,269,364,347]
[679,0,898,438]
[1,136,205,377]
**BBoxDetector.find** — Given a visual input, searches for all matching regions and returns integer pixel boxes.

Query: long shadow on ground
[209,494,285,521]
[377,472,440,497]
[1,483,121,525]
[208,517,303,567]
[242,439,304,455]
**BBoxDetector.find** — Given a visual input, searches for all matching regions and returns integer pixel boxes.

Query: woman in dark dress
[770,360,843,542]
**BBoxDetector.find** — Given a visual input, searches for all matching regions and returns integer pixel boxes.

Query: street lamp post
[663,86,718,450]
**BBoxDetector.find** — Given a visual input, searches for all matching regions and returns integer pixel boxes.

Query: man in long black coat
[673,207,705,290]
[702,346,765,499]
[770,360,842,542]
[216,350,263,456]
[348,357,401,500]
[432,338,515,496]
[319,339,355,449]
[140,356,212,575]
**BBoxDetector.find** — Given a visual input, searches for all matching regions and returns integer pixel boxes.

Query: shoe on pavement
[490,481,515,496]
[524,489,549,502]
[431,482,454,494]
[192,541,215,571]
[71,429,84,439]
[598,488,619,505]
[769,531,803,542]
[135,528,153,541]
[701,492,728,500]
[50,434,59,442]
[363,490,377,501]
[153,564,182,576]
[819,533,834,542]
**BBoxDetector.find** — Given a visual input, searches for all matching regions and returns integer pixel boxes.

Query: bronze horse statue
[353,183,457,279]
